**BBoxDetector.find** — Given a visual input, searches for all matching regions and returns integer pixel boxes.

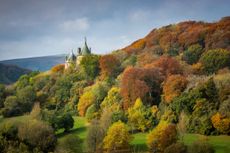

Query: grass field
[0,115,229,153]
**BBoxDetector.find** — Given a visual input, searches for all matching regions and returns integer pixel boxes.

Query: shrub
[103,121,132,152]
[200,49,230,74]
[164,142,187,153]
[188,141,215,153]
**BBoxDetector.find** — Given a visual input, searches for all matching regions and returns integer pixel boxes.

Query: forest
[0,16,229,153]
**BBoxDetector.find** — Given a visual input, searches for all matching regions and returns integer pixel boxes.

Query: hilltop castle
[65,37,91,69]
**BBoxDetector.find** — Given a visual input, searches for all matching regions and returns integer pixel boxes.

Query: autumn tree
[146,56,182,77]
[51,64,65,73]
[78,91,95,116]
[200,49,230,74]
[211,112,230,134]
[99,54,120,79]
[183,44,203,64]
[121,66,163,109]
[163,75,188,103]
[103,121,132,152]
[147,121,177,153]
[128,98,152,132]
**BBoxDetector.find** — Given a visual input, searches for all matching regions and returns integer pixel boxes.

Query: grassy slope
[0,116,229,153]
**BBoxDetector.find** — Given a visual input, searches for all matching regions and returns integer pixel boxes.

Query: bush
[164,142,187,153]
[50,113,74,132]
[200,49,230,74]
[188,141,215,153]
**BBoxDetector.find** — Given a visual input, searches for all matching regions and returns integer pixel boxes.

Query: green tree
[0,84,5,108]
[200,49,230,74]
[80,55,100,80]
[183,44,203,64]
[16,86,36,112]
[2,96,21,117]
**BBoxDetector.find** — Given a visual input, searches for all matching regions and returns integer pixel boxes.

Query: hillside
[0,17,229,153]
[0,54,65,71]
[123,16,229,58]
[0,63,31,84]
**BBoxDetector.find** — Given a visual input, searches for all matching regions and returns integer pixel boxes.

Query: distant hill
[0,54,66,71]
[0,63,31,84]
[123,16,230,56]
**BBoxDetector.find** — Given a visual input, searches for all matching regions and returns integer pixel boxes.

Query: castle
[65,37,91,69]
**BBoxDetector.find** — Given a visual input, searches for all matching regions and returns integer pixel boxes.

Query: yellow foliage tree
[127,98,151,132]
[77,91,95,116]
[211,112,230,134]
[103,121,132,152]
[147,121,177,152]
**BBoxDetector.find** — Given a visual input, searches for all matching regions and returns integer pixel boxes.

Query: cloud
[59,17,90,32]
[128,10,150,22]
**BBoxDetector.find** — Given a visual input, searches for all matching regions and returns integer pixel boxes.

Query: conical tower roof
[67,49,76,61]
[82,37,91,55]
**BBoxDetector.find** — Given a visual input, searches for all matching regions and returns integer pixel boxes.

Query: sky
[0,0,229,60]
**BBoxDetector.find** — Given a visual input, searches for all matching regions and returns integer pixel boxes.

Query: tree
[121,66,163,109]
[99,54,120,79]
[0,84,5,108]
[147,121,177,153]
[51,64,65,73]
[86,119,105,152]
[177,111,188,141]
[18,120,57,152]
[78,91,95,116]
[183,44,203,64]
[2,96,21,117]
[100,87,122,109]
[128,98,152,132]
[103,121,132,152]
[211,112,230,134]
[146,56,182,77]
[80,55,100,80]
[163,75,188,104]
[200,49,230,74]
[16,85,36,112]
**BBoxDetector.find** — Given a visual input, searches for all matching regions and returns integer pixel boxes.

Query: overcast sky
[0,0,229,60]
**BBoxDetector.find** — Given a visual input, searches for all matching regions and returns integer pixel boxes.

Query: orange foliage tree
[51,64,65,73]
[163,75,188,104]
[99,54,120,79]
[145,56,182,77]
[121,66,163,109]
[211,112,230,134]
